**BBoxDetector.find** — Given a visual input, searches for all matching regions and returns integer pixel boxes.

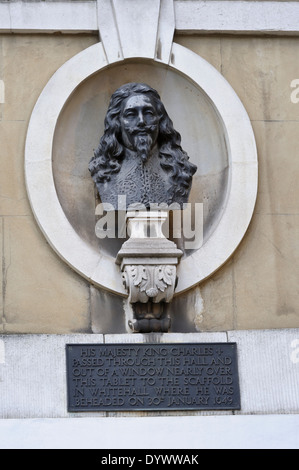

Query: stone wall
[174,35,299,332]
[1,330,298,418]
[0,35,98,334]
[0,33,298,334]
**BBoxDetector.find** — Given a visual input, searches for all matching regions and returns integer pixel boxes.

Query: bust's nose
[136,110,146,127]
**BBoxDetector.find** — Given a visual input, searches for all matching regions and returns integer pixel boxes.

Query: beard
[122,124,158,164]
[133,133,153,163]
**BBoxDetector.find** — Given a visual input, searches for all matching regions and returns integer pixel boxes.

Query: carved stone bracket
[122,264,177,304]
[116,211,182,333]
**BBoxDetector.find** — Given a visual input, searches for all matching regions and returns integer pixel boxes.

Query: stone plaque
[66,343,241,412]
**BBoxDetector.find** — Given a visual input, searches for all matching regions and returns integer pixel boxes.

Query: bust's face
[120,94,160,160]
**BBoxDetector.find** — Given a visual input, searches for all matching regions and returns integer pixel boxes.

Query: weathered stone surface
[197,261,235,332]
[0,121,31,216]
[171,263,234,334]
[170,286,203,332]
[174,35,222,72]
[0,35,98,334]
[105,331,228,344]
[220,36,299,122]
[0,334,104,418]
[253,121,299,216]
[233,212,299,330]
[174,36,299,331]
[91,286,126,335]
[3,217,91,333]
[1,34,97,122]
[228,329,299,414]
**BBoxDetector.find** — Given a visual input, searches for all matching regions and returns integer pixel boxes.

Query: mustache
[126,124,158,135]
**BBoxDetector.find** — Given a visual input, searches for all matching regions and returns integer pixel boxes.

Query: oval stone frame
[25,42,258,296]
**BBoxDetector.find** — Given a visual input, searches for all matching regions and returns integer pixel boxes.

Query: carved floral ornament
[24,0,258,297]
[123,265,177,304]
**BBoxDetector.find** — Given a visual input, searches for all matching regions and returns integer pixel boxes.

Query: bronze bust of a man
[89,82,197,209]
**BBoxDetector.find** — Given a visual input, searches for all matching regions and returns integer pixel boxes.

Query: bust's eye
[124,110,136,118]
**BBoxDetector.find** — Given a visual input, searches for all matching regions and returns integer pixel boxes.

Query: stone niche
[52,60,228,261]
[51,61,230,333]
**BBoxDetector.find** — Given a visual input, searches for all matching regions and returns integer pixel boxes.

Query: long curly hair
[89,83,197,202]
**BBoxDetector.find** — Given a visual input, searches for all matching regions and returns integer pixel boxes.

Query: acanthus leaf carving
[124,265,176,303]
[131,266,147,287]
[158,265,175,287]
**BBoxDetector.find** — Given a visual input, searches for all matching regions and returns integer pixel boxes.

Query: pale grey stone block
[228,329,299,414]
[0,334,104,419]
[104,332,228,344]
